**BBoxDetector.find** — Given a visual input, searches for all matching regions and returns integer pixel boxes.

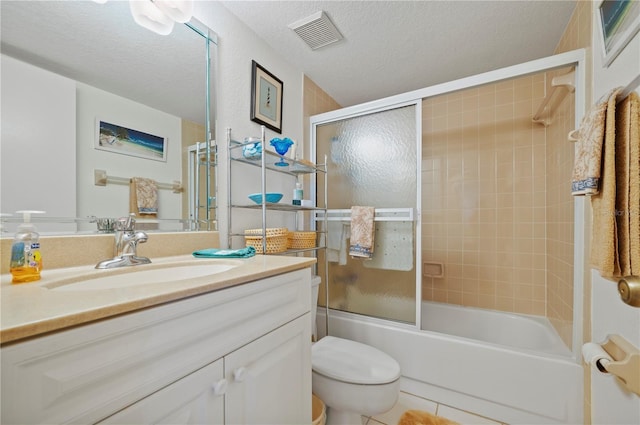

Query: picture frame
[250,60,283,133]
[596,0,640,68]
[95,119,167,162]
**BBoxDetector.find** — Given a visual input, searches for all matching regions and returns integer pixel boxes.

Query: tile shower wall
[422,74,553,316]
[303,75,342,158]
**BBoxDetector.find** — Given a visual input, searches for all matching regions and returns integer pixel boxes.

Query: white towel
[326,221,349,265]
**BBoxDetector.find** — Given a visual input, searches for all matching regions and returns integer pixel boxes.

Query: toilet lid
[311,336,401,385]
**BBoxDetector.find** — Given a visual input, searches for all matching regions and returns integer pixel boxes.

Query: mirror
[0,1,217,234]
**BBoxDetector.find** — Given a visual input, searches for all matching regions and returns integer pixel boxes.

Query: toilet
[310,276,401,425]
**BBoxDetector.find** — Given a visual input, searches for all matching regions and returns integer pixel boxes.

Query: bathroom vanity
[0,254,314,424]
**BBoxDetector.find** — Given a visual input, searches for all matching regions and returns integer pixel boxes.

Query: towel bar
[532,69,575,126]
[94,169,183,193]
[567,73,640,143]
[315,208,414,222]
[617,73,640,103]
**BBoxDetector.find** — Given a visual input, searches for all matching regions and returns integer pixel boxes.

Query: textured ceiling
[221,0,578,107]
[1,1,577,120]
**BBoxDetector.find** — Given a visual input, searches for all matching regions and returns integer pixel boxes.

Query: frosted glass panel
[316,105,417,324]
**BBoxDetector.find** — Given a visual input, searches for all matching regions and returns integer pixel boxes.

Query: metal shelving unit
[226,126,328,258]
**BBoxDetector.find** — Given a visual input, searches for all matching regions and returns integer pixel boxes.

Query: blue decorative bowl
[248,192,283,204]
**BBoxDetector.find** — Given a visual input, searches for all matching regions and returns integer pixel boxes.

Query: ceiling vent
[288,11,343,50]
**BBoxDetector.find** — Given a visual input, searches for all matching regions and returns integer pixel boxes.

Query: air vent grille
[288,11,343,50]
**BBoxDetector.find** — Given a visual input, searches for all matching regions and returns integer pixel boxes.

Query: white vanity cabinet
[100,358,226,424]
[1,268,312,425]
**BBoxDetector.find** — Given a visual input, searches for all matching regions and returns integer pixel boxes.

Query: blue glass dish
[269,137,294,166]
[248,192,283,204]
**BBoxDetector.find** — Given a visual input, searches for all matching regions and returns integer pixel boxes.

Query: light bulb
[129,0,174,35]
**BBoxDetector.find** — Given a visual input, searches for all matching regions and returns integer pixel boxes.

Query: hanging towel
[326,221,350,265]
[590,89,623,277]
[615,92,640,276]
[193,246,256,258]
[571,87,622,195]
[130,177,158,217]
[627,93,640,275]
[349,206,375,258]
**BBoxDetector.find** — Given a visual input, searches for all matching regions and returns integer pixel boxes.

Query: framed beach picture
[250,60,283,133]
[597,0,640,67]
[95,119,167,162]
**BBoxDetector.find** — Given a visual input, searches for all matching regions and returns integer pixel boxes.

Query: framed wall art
[597,0,640,67]
[250,60,283,133]
[95,119,167,162]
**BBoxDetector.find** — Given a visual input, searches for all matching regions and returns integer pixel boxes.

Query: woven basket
[245,227,288,254]
[287,231,317,249]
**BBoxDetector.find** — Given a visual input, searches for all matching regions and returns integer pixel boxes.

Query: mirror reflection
[0,0,217,234]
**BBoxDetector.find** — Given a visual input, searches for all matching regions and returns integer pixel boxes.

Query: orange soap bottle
[10,211,44,284]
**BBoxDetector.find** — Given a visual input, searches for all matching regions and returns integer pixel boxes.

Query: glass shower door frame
[311,49,587,359]
[310,99,423,330]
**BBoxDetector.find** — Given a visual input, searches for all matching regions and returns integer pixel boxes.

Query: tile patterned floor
[359,391,507,425]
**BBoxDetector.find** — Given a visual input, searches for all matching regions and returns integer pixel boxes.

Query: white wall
[76,83,182,221]
[1,55,76,233]
[193,2,305,248]
[589,9,640,424]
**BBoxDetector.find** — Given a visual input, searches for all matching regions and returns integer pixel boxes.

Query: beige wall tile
[422,60,576,320]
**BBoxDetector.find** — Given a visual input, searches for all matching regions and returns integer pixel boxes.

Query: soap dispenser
[10,210,44,284]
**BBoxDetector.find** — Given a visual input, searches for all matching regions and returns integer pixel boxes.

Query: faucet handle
[115,214,136,231]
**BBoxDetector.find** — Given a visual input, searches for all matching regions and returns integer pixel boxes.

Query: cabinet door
[99,359,225,425]
[225,314,312,425]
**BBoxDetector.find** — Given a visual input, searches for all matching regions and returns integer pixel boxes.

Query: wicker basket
[287,231,317,249]
[245,227,288,254]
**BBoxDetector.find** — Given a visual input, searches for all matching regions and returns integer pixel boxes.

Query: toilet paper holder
[588,334,640,396]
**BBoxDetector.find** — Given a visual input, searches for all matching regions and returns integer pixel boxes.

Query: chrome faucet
[95,215,151,269]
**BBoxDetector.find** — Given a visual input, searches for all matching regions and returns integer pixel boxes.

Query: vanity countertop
[1,254,316,344]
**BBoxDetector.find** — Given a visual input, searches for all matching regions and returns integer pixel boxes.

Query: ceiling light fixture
[95,0,193,35]
[288,11,344,50]
[129,0,175,35]
[153,0,194,23]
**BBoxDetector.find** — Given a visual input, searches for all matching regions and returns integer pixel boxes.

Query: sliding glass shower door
[314,104,419,324]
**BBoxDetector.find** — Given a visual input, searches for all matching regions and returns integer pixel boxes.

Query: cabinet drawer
[1,268,310,424]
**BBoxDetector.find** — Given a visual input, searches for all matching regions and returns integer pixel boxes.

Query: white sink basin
[45,262,239,291]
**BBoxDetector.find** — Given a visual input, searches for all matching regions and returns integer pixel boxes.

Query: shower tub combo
[317,301,582,425]
[311,50,587,425]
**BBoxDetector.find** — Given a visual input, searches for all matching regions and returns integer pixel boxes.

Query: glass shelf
[227,128,328,261]
[231,203,322,212]
[229,140,326,175]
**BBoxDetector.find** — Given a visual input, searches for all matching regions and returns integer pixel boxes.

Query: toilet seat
[312,336,401,385]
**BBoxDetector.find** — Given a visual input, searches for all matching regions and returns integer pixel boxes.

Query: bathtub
[422,301,572,356]
[316,302,583,424]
